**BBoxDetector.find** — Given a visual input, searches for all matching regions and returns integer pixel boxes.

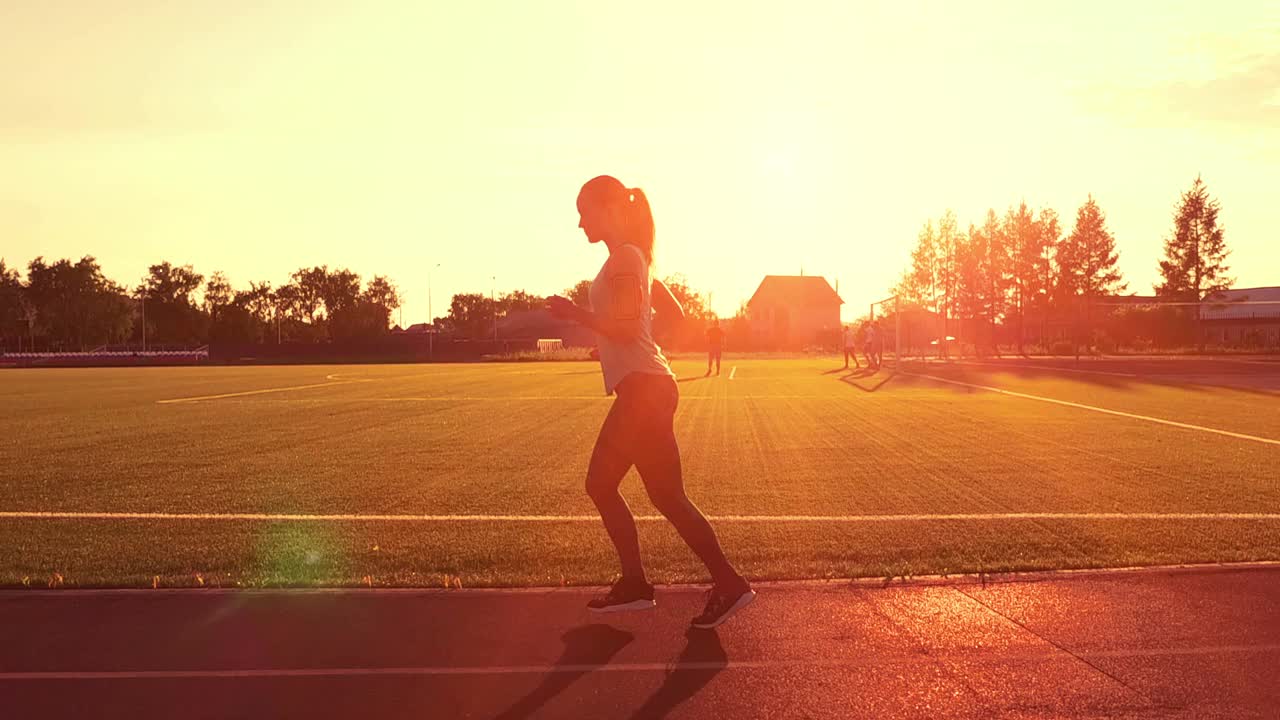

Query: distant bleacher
[0,347,209,367]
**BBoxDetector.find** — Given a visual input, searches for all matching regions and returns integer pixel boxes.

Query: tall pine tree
[1059,195,1126,353]
[1060,195,1126,301]
[1156,176,1232,301]
[1155,176,1232,348]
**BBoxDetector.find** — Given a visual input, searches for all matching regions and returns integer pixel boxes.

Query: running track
[2,566,1279,719]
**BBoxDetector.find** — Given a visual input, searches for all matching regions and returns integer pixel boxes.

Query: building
[496,308,595,347]
[1200,286,1280,348]
[746,275,843,349]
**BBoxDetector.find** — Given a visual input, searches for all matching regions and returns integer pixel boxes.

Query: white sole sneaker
[690,589,756,629]
[588,598,656,613]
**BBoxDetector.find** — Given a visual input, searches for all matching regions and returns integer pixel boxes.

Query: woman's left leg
[633,378,744,589]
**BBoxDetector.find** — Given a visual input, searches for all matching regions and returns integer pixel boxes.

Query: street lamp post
[491,276,497,342]
[428,263,441,361]
[139,280,147,353]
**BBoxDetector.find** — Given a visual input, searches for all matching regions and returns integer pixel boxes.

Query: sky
[3,1,1278,323]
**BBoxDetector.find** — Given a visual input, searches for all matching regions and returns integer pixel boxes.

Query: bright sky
[3,1,1278,322]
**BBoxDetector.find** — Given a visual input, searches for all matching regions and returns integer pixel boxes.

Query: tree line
[0,260,402,352]
[894,176,1232,352]
[436,275,717,349]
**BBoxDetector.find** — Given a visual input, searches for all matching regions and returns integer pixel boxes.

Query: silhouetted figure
[861,321,875,370]
[705,319,724,376]
[871,320,884,369]
[841,324,859,369]
[547,175,755,629]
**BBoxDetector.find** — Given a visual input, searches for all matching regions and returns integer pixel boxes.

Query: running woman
[546,175,755,629]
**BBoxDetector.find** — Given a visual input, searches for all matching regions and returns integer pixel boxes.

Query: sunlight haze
[4,1,1278,321]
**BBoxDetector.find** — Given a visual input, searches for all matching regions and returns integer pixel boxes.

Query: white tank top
[589,244,674,395]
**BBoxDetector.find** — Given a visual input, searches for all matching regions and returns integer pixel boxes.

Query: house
[1200,286,1280,348]
[746,275,843,349]
[496,308,595,347]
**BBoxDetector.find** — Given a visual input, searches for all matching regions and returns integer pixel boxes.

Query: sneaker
[587,577,656,613]
[690,582,756,629]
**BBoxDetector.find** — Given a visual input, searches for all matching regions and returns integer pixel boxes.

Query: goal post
[869,294,902,371]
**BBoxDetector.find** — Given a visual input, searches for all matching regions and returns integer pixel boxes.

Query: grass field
[2,356,1278,588]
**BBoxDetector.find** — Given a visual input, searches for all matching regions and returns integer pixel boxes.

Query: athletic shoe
[690,583,756,629]
[587,577,656,613]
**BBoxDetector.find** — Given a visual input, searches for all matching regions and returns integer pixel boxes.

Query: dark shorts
[709,347,722,360]
[591,372,680,472]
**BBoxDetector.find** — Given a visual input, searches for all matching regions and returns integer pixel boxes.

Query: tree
[1034,207,1062,347]
[907,220,938,316]
[363,276,401,313]
[289,267,327,327]
[497,289,542,316]
[564,280,592,308]
[25,256,133,350]
[204,272,235,317]
[321,268,362,319]
[953,223,993,353]
[447,293,496,339]
[1001,201,1048,353]
[1155,176,1232,349]
[1059,195,1127,351]
[935,210,962,355]
[142,262,206,345]
[328,275,401,341]
[1156,176,1232,301]
[1059,195,1126,300]
[0,260,26,350]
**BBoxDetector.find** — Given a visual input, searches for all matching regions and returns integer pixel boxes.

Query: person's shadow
[492,624,635,720]
[628,628,728,720]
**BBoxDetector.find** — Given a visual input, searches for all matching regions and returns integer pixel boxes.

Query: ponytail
[577,175,657,265]
[624,187,655,265]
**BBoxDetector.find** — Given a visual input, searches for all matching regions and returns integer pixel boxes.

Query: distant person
[841,324,859,369]
[862,322,876,370]
[871,321,885,369]
[705,318,725,376]
[547,175,754,629]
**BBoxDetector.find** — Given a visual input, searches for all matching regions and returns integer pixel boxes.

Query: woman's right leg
[586,401,645,581]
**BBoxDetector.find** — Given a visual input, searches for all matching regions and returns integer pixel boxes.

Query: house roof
[1200,286,1280,320]
[747,276,843,308]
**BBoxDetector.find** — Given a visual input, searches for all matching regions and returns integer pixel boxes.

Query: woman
[546,175,754,630]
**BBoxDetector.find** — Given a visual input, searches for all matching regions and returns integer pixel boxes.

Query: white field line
[3,511,1280,523]
[3,644,1278,681]
[906,372,1280,447]
[952,360,1138,378]
[156,380,375,404]
[174,395,846,403]
[1198,357,1280,367]
[729,366,737,380]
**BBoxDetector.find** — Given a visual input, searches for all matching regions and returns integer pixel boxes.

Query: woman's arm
[547,289,640,343]
[650,278,684,322]
[546,249,646,342]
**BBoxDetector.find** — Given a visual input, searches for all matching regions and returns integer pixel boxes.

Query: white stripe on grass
[905,372,1280,447]
[3,511,1280,523]
[157,380,374,404]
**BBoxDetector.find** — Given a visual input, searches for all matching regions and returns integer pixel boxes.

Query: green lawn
[2,358,1277,588]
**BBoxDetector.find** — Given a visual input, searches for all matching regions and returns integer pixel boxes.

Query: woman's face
[577,195,621,245]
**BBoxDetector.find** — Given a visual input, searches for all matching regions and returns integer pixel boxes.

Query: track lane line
[4,511,1280,522]
[3,643,1277,681]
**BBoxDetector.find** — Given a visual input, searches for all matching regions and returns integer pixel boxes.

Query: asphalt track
[3,565,1279,719]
